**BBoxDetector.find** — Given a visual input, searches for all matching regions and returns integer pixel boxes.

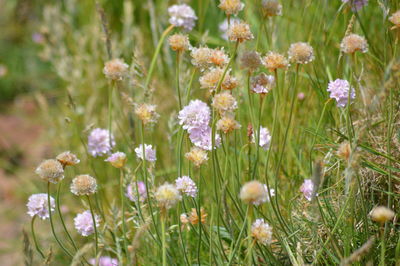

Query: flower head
[74,210,100,236]
[71,175,97,196]
[185,147,209,167]
[261,0,282,17]
[175,176,198,198]
[216,116,241,134]
[134,103,159,125]
[210,48,229,67]
[168,33,190,52]
[370,206,395,224]
[56,151,80,167]
[251,219,273,245]
[218,0,245,16]
[327,79,355,108]
[263,51,288,72]
[89,257,118,266]
[389,10,400,30]
[251,73,275,94]
[135,144,156,162]
[337,142,352,161]
[35,159,64,184]
[252,126,272,150]
[212,91,238,113]
[228,21,254,43]
[27,193,55,220]
[342,0,368,12]
[240,180,268,205]
[168,4,198,31]
[105,152,127,168]
[288,42,314,64]
[190,47,212,69]
[88,128,115,157]
[340,34,368,54]
[178,100,211,130]
[219,18,241,40]
[155,183,182,210]
[300,179,314,201]
[126,181,147,202]
[189,207,207,225]
[103,59,129,81]
[188,126,221,151]
[240,51,262,72]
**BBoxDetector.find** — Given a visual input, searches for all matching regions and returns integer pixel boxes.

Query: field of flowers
[7,0,400,265]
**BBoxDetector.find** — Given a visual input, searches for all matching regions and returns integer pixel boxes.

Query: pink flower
[327,79,355,108]
[135,144,156,162]
[27,194,55,220]
[89,257,118,266]
[175,176,198,198]
[74,210,100,236]
[126,181,147,202]
[88,128,115,157]
[300,179,314,201]
[252,126,272,150]
[168,4,198,31]
[188,126,221,151]
[178,100,211,130]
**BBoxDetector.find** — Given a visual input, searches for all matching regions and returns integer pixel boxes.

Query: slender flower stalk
[30,215,45,258]
[161,212,167,266]
[120,169,130,265]
[86,196,99,257]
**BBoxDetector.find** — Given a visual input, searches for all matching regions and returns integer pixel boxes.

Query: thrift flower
[263,51,289,72]
[178,100,211,130]
[168,4,198,31]
[188,126,221,151]
[155,183,182,210]
[251,73,275,94]
[27,193,55,220]
[89,257,119,266]
[252,126,272,150]
[35,159,64,184]
[168,33,190,52]
[327,79,355,108]
[261,0,282,17]
[216,116,241,134]
[70,175,97,196]
[240,180,268,205]
[56,151,80,167]
[218,0,244,16]
[103,59,129,81]
[389,10,400,30]
[88,128,115,157]
[175,176,198,198]
[240,51,262,72]
[288,42,315,64]
[251,219,273,245]
[370,206,395,224]
[135,144,157,162]
[190,47,212,69]
[340,34,368,54]
[105,152,127,168]
[342,0,368,12]
[210,48,229,66]
[134,103,160,125]
[300,179,314,201]
[228,20,254,43]
[185,147,208,167]
[212,91,238,113]
[126,181,147,202]
[219,18,241,40]
[74,210,100,236]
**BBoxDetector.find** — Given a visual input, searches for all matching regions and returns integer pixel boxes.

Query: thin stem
[87,195,99,256]
[176,52,182,109]
[108,83,114,146]
[120,169,130,265]
[252,96,265,180]
[228,205,249,265]
[31,215,45,259]
[161,214,167,266]
[247,205,253,266]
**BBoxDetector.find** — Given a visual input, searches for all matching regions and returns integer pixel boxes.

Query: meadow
[3,0,400,265]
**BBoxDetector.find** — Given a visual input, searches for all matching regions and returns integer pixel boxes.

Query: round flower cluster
[103,58,129,81]
[300,179,314,201]
[228,20,254,43]
[251,219,273,245]
[219,18,241,40]
[263,51,289,72]
[135,144,157,162]
[70,175,97,196]
[288,42,315,64]
[240,51,262,72]
[175,176,198,198]
[218,0,244,16]
[251,73,275,94]
[105,152,127,168]
[252,126,272,150]
[35,159,64,184]
[134,103,159,125]
[27,193,55,220]
[88,128,115,157]
[389,10,400,30]
[89,256,119,266]
[212,91,238,114]
[340,34,368,54]
[168,4,198,32]
[240,180,268,205]
[56,151,80,167]
[216,116,241,134]
[327,79,355,108]
[168,33,190,52]
[155,183,182,210]
[370,206,395,224]
[126,181,147,202]
[74,210,100,237]
[261,0,282,17]
[185,147,209,167]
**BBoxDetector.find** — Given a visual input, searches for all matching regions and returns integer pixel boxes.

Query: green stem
[176,52,182,110]
[252,96,265,180]
[87,195,99,256]
[31,215,45,259]
[161,214,167,266]
[247,205,253,266]
[228,206,249,265]
[108,83,114,146]
[120,169,130,265]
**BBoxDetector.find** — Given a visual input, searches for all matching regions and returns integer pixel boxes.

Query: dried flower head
[300,179,314,201]
[88,128,115,157]
[240,180,268,205]
[134,103,159,125]
[35,159,64,184]
[216,116,241,134]
[103,58,129,81]
[56,151,80,167]
[219,18,241,40]
[175,176,198,198]
[189,207,207,225]
[251,73,275,94]
[190,47,212,69]
[212,91,238,113]
[370,206,395,224]
[251,219,273,245]
[168,33,190,52]
[218,0,244,16]
[168,4,198,31]
[263,51,289,72]
[389,10,400,30]
[240,51,262,72]
[89,257,118,266]
[126,181,147,202]
[288,42,315,64]
[155,183,182,210]
[337,142,351,161]
[71,175,97,196]
[105,152,127,168]
[27,193,55,220]
[180,213,189,226]
[261,0,282,17]
[228,21,254,43]
[327,79,355,107]
[251,126,272,150]
[135,144,157,162]
[340,34,368,54]
[185,147,209,167]
[210,48,229,66]
[74,210,100,237]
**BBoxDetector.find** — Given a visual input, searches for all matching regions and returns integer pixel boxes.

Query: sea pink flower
[188,126,221,151]
[74,210,100,236]
[88,128,115,157]
[89,256,118,266]
[126,181,147,202]
[327,79,355,108]
[135,144,156,162]
[168,4,198,31]
[27,194,55,220]
[175,176,198,198]
[300,179,314,201]
[342,0,368,11]
[178,100,211,130]
[252,126,272,150]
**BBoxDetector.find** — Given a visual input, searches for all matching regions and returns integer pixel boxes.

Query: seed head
[240,51,262,72]
[134,103,159,125]
[218,0,245,16]
[155,183,182,210]
[370,206,395,224]
[251,219,273,245]
[103,58,129,81]
[168,33,190,52]
[212,91,238,114]
[340,34,368,54]
[263,51,289,72]
[240,180,268,205]
[288,42,315,64]
[216,116,241,134]
[228,21,254,43]
[185,147,208,167]
[190,47,213,69]
[56,151,80,167]
[261,0,282,17]
[35,159,64,184]
[71,175,97,196]
[389,10,400,30]
[210,48,229,67]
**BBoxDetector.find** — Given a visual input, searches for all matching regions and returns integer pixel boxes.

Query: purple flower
[178,100,211,130]
[175,176,198,198]
[27,194,55,220]
[188,126,221,151]
[88,128,115,157]
[135,144,156,162]
[74,210,100,236]
[126,181,147,202]
[105,152,127,168]
[300,179,314,201]
[341,0,368,11]
[327,79,355,108]
[168,4,198,31]
[252,126,272,150]
[89,257,119,266]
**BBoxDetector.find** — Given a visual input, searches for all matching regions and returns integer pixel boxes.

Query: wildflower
[71,175,97,196]
[218,0,244,16]
[300,179,314,201]
[327,79,355,108]
[251,73,275,94]
[89,257,119,266]
[175,176,198,198]
[222,75,239,90]
[263,51,289,72]
[155,183,182,210]
[185,147,208,167]
[240,51,262,72]
[228,21,254,43]
[340,34,368,54]
[216,116,241,134]
[103,58,129,81]
[199,67,237,91]
[135,144,157,162]
[27,194,55,220]
[370,206,395,224]
[389,10,400,30]
[126,181,147,202]
[168,33,190,52]
[190,47,212,69]
[168,4,198,32]
[263,185,275,202]
[180,213,190,226]
[35,159,64,184]
[240,180,268,205]
[219,18,241,40]
[297,92,305,100]
[189,207,207,225]
[342,0,368,12]
[288,42,315,64]
[188,126,221,151]
[337,142,351,161]
[178,100,211,130]
[251,126,272,150]
[74,210,100,237]
[88,128,115,157]
[212,91,238,113]
[210,48,229,66]
[251,219,273,245]
[134,103,159,125]
[56,151,80,167]
[105,152,127,168]
[261,0,282,17]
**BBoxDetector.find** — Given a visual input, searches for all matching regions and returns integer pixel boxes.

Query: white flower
[27,193,55,220]
[135,144,157,162]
